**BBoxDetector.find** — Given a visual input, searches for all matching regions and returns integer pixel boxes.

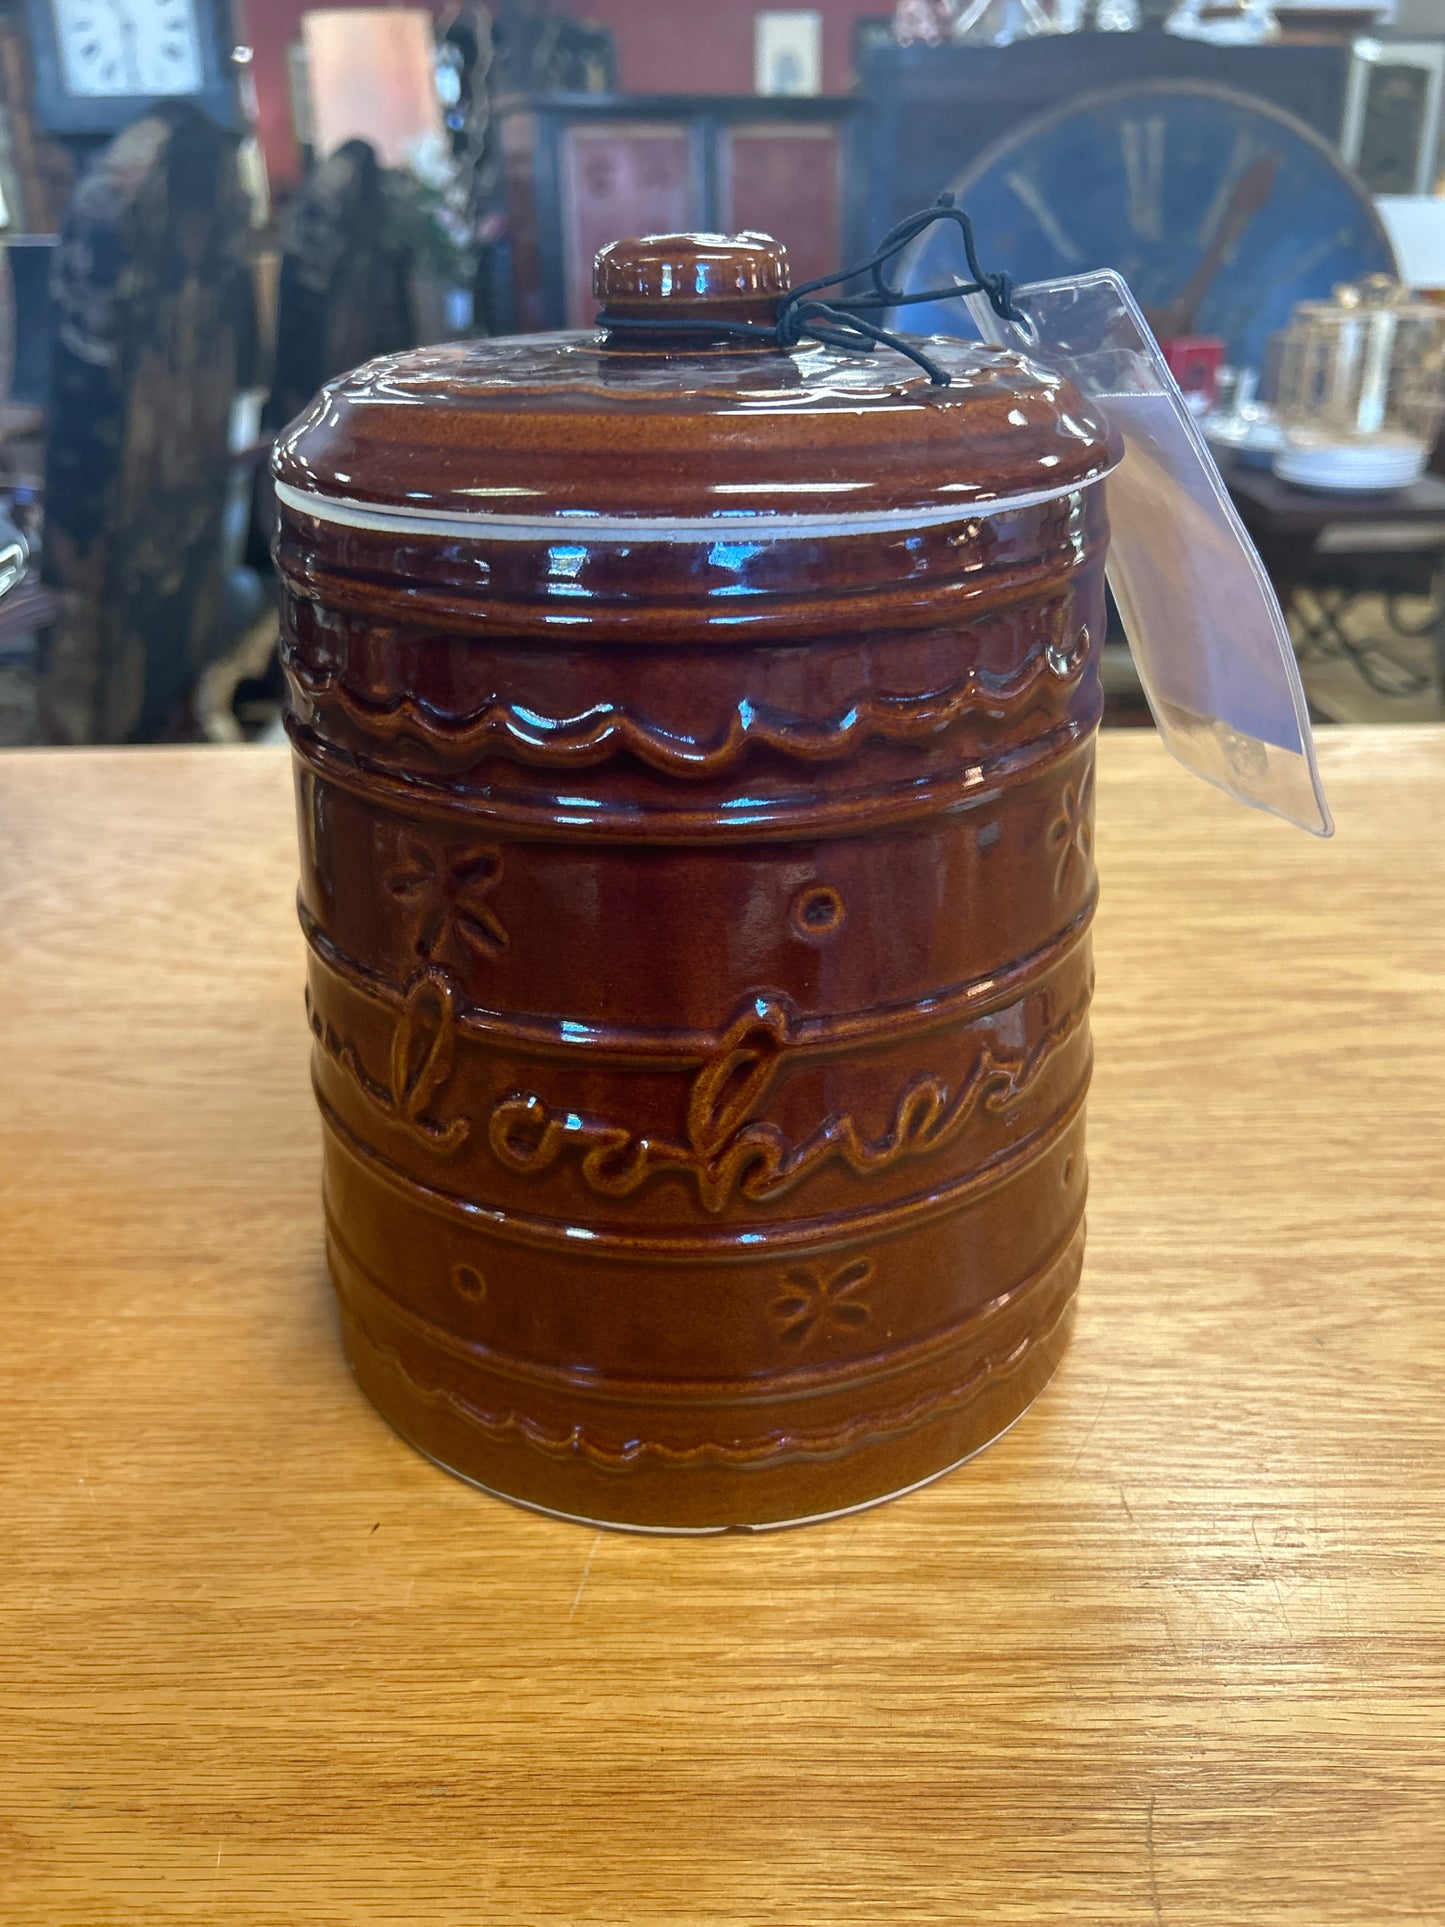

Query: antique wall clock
[895,79,1397,372]
[22,0,240,135]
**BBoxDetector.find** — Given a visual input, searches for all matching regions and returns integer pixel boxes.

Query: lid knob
[594,231,790,333]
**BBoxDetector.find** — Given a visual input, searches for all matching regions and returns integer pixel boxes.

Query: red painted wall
[239,0,881,188]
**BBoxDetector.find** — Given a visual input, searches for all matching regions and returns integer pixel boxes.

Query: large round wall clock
[894,80,1397,373]
[22,0,240,136]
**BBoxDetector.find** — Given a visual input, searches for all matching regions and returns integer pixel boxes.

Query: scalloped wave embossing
[284,625,1087,780]
[343,1278,1078,1471]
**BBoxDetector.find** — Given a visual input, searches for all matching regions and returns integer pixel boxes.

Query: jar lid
[274,231,1119,535]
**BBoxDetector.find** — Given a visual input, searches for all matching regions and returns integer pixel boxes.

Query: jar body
[280,485,1108,1529]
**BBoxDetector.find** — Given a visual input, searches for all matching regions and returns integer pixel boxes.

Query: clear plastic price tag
[966,271,1332,836]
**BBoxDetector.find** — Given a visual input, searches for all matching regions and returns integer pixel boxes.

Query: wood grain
[1,731,1442,1924]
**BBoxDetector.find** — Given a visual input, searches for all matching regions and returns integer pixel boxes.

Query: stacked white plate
[1273,433,1429,494]
[1206,409,1284,469]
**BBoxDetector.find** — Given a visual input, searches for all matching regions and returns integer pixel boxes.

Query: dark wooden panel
[499,96,861,330]
[725,124,844,286]
[559,123,695,327]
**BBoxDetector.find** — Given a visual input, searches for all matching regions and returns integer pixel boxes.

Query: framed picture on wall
[755,10,823,98]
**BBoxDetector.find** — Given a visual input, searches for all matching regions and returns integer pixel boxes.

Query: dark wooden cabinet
[498,93,860,331]
[495,43,1361,337]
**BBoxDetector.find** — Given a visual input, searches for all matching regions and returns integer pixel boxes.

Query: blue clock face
[896,81,1396,372]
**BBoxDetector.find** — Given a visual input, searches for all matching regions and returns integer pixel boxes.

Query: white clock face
[52,0,204,98]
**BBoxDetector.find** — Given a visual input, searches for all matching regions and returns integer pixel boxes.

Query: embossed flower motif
[772,1259,873,1346]
[386,838,508,967]
[1048,764,1095,895]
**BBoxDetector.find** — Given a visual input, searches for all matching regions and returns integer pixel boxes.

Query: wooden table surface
[2,731,1443,1924]
[1221,458,1445,534]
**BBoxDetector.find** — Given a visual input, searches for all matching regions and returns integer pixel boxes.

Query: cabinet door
[560,124,694,327]
[725,123,843,288]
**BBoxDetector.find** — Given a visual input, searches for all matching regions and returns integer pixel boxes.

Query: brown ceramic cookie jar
[274,231,1120,1531]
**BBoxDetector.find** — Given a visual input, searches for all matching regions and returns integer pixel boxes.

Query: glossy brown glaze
[594,230,789,328]
[276,232,1115,1529]
[272,229,1118,525]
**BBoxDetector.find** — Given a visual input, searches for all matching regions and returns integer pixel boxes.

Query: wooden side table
[1222,457,1445,702]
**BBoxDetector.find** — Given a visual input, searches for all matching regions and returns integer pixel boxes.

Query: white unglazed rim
[274,466,1117,545]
